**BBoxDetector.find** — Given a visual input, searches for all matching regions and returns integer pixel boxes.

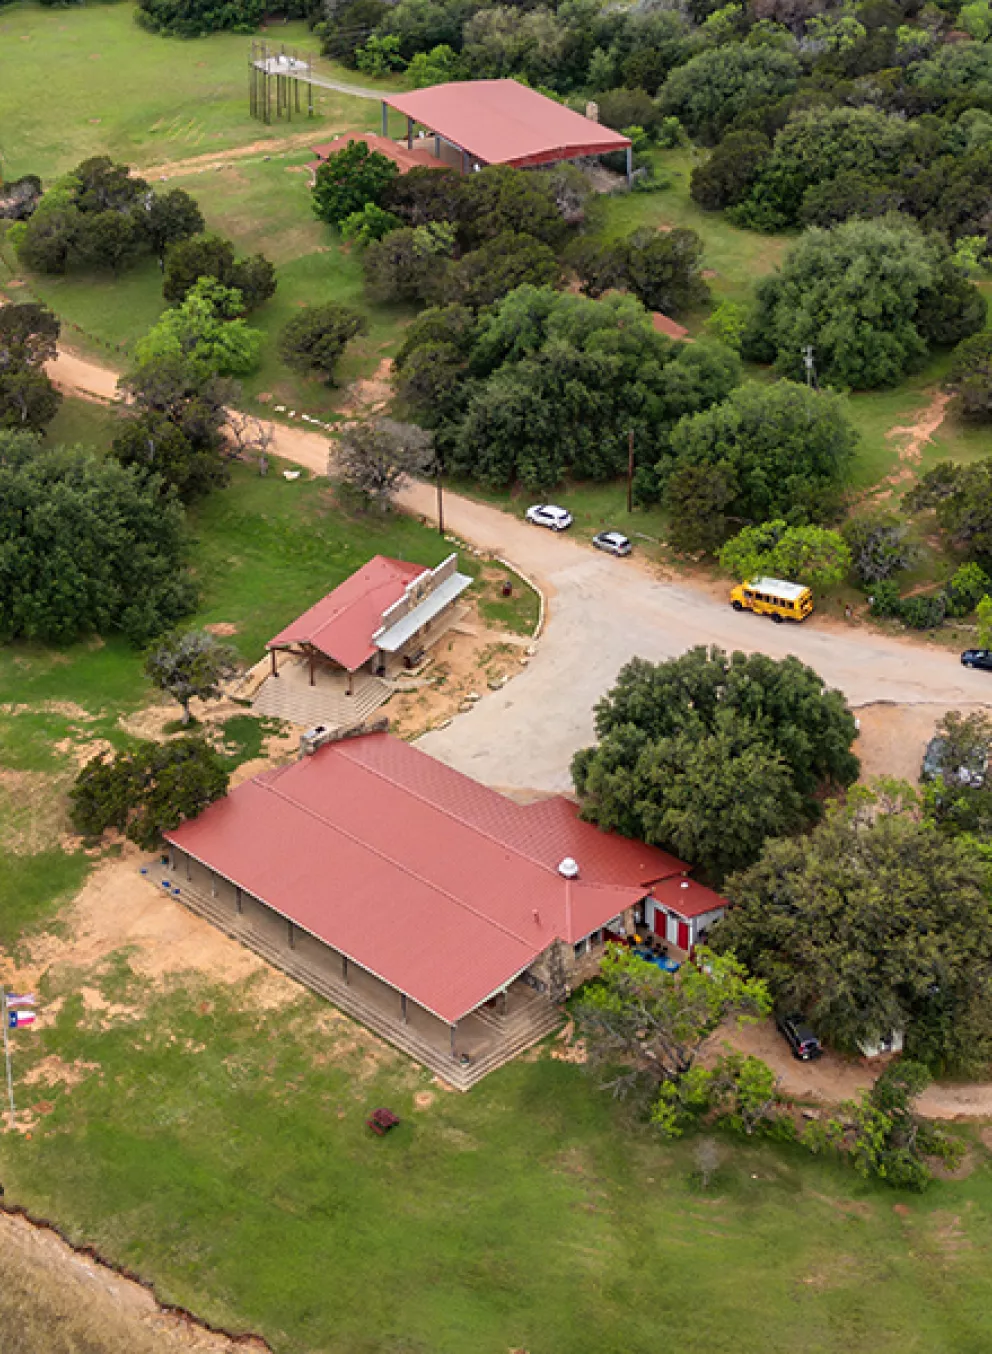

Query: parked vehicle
[633,945,680,973]
[592,530,632,557]
[961,648,992,672]
[775,1012,822,1061]
[730,577,814,623]
[526,504,573,532]
[921,735,987,787]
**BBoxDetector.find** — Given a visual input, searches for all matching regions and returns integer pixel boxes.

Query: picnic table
[366,1107,400,1136]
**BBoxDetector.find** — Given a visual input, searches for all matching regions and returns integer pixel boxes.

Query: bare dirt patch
[886,390,951,463]
[336,357,393,420]
[853,701,992,785]
[22,1054,100,1091]
[204,622,239,637]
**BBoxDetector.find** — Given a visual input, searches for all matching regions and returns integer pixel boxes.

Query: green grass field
[0,6,394,182]
[2,942,992,1354]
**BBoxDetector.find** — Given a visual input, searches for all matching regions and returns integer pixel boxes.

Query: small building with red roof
[160,731,726,1088]
[265,552,472,688]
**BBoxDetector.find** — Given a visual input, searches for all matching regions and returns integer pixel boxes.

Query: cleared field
[0,5,396,181]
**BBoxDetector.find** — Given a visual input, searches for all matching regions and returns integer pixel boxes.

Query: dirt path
[715,1019,992,1121]
[140,130,332,180]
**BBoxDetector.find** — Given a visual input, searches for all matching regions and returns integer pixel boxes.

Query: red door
[653,907,667,937]
[677,920,690,951]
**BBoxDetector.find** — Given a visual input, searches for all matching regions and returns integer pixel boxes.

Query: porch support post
[625,144,633,188]
[309,648,315,687]
[434,134,440,158]
[185,855,191,881]
[270,648,278,678]
[381,100,388,136]
[406,116,413,150]
[211,871,218,898]
[288,920,295,950]
[401,993,408,1025]
[461,148,468,174]
[236,887,243,915]
[342,954,349,984]
[450,1022,456,1056]
[347,671,354,696]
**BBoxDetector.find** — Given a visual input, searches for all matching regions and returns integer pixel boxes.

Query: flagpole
[1,986,14,1131]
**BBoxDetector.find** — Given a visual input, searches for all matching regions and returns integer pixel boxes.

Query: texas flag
[7,1010,35,1029]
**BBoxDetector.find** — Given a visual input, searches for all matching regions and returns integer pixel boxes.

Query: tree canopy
[394,286,740,490]
[744,216,986,389]
[70,737,229,850]
[0,301,61,435]
[714,799,992,1076]
[278,303,368,386]
[145,630,240,725]
[312,141,400,228]
[572,647,859,881]
[0,432,195,645]
[659,380,857,551]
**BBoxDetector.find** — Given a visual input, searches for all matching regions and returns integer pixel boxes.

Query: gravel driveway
[402,485,986,792]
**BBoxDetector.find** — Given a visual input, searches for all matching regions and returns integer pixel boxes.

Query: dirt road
[49,348,987,791]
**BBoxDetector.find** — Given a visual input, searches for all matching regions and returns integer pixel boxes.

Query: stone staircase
[163,876,562,1090]
[252,673,390,730]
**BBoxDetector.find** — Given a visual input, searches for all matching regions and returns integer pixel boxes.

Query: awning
[374,572,472,653]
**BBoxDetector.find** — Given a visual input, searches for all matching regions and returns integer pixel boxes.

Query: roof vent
[681,880,690,889]
[558,857,579,879]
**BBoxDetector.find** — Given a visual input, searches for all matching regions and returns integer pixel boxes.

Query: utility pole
[626,428,635,514]
[1,988,14,1131]
[803,345,816,389]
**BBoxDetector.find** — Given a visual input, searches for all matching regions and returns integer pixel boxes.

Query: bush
[869,580,902,617]
[944,562,991,618]
[278,303,368,385]
[71,738,229,849]
[899,592,947,630]
[136,0,264,36]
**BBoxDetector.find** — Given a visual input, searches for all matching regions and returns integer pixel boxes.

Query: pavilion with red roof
[266,553,472,689]
[160,731,726,1088]
[379,80,633,184]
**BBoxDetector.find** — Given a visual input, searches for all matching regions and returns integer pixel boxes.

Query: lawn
[2,953,992,1354]
[0,4,397,182]
[599,149,793,312]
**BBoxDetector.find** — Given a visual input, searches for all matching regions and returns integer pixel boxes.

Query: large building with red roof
[161,731,726,1088]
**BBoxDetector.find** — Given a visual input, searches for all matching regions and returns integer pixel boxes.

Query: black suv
[776,1013,822,1061]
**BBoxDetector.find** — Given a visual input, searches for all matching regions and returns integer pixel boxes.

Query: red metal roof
[164,733,690,1024]
[310,134,446,175]
[383,80,631,170]
[652,312,690,342]
[652,876,727,920]
[267,556,428,672]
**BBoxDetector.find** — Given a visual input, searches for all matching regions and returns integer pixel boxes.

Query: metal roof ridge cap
[261,771,549,949]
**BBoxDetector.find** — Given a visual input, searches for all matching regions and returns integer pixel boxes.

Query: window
[573,938,589,959]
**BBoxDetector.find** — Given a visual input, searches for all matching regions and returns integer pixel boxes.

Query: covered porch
[151,851,562,1090]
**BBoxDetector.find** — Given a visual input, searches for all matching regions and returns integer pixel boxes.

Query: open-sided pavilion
[380,79,633,184]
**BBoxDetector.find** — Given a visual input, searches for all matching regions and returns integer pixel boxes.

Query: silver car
[592,530,632,557]
[526,504,573,532]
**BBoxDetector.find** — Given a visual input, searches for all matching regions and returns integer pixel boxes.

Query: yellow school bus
[730,576,814,623]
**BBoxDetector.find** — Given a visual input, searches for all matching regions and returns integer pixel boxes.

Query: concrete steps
[252,674,389,729]
[166,879,561,1090]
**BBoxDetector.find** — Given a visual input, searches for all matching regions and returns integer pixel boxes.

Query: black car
[775,1013,822,1061]
[961,649,992,671]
